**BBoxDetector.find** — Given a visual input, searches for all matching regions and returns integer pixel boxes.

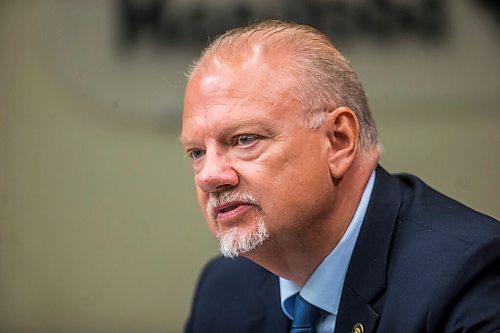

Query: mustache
[206,191,259,219]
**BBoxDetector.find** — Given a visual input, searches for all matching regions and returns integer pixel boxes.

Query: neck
[244,154,377,286]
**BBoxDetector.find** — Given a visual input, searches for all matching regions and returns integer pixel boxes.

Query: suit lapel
[335,286,380,333]
[336,166,403,332]
[243,272,290,333]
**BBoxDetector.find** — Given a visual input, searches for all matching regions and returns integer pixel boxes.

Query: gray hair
[187,20,378,150]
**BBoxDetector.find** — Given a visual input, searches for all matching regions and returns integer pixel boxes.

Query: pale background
[0,1,498,332]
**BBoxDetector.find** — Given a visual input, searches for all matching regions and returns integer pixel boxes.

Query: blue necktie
[290,294,321,333]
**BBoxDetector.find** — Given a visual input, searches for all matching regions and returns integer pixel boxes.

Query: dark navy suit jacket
[185,166,500,333]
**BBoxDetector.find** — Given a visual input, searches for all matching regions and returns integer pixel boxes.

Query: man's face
[181,54,336,258]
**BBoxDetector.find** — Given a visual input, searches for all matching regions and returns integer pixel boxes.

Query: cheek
[196,188,207,208]
[256,150,332,218]
[196,189,218,236]
[267,145,328,188]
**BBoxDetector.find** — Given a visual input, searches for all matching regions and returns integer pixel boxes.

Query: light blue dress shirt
[279,170,376,333]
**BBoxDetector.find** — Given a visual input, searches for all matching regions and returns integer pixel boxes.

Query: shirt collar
[279,170,376,319]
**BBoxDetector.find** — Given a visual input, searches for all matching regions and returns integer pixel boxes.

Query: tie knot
[291,294,321,332]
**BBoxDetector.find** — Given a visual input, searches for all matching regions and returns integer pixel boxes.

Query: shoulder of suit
[393,172,500,247]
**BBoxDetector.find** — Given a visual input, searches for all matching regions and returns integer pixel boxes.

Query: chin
[217,219,270,259]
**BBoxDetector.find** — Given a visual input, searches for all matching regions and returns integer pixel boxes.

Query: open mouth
[213,202,254,221]
[220,205,239,213]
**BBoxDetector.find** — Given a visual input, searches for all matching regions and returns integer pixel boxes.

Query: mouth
[213,202,254,223]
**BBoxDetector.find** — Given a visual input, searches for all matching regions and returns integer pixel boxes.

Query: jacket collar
[335,165,403,332]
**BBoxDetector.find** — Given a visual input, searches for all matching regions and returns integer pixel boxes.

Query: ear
[324,107,360,179]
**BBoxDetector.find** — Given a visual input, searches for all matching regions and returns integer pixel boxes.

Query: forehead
[187,43,298,103]
[190,51,292,99]
[181,54,300,141]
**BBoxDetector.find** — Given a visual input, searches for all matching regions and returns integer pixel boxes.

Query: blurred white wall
[0,1,498,332]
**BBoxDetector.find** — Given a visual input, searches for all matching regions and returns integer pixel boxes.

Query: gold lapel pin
[352,323,364,333]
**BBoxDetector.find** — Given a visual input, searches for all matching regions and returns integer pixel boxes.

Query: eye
[188,148,206,160]
[235,134,258,147]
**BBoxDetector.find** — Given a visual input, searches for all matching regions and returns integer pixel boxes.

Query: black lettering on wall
[117,0,447,50]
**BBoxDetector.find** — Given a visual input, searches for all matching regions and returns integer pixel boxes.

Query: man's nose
[195,151,238,193]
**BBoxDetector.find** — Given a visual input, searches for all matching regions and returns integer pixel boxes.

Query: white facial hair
[207,191,270,259]
[217,216,269,259]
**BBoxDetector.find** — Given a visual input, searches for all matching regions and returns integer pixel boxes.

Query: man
[181,20,500,333]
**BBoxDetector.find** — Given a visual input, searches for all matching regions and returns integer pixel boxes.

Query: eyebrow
[179,134,195,148]
[179,118,280,147]
[218,118,278,136]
